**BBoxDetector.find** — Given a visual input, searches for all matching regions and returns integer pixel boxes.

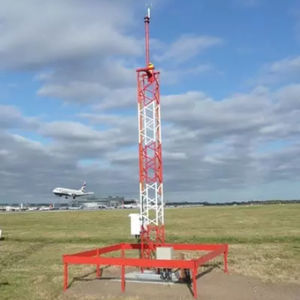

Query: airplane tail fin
[80,181,86,192]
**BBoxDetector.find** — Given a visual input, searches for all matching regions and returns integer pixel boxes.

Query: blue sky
[1,0,300,203]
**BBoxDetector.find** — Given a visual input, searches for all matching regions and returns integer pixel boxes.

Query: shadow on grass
[0,281,9,287]
[197,262,223,280]
[68,266,111,288]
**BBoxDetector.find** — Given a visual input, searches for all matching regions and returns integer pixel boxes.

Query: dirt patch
[62,266,300,300]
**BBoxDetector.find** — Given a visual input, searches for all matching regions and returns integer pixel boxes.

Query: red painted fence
[63,242,228,298]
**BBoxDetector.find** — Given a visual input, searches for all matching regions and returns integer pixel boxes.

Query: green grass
[0,204,299,299]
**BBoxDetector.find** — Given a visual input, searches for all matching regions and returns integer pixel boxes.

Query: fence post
[121,244,125,292]
[224,244,228,273]
[96,248,101,278]
[64,263,68,291]
[192,261,198,298]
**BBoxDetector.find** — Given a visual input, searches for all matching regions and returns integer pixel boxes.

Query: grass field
[0,204,299,299]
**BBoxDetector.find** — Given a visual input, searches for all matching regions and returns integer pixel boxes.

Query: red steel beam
[69,249,98,257]
[63,255,193,269]
[66,243,226,258]
[164,243,226,251]
[98,244,122,254]
[65,244,122,258]
[194,247,225,266]
[122,242,226,251]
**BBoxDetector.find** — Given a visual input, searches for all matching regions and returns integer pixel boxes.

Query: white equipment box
[128,213,141,235]
[156,247,173,260]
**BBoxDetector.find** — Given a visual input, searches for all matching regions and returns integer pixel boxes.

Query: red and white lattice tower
[137,8,165,259]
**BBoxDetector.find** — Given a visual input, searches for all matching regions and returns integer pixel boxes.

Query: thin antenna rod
[144,8,150,66]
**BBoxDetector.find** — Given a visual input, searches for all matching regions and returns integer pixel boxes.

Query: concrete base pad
[118,270,180,284]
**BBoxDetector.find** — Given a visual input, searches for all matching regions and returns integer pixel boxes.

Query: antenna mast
[144,8,150,66]
[137,7,164,259]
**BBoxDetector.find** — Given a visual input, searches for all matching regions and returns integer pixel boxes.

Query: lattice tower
[136,9,165,258]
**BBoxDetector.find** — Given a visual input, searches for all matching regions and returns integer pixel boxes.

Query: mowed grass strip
[166,204,300,244]
[0,204,299,299]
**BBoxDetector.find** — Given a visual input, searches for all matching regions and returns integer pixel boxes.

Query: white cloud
[38,81,108,103]
[42,121,100,141]
[161,63,214,85]
[161,84,300,194]
[275,84,300,112]
[269,56,300,73]
[154,35,222,64]
[257,56,300,85]
[0,1,220,107]
[0,105,39,130]
[0,0,139,70]
[291,6,300,42]
[36,59,136,103]
[2,82,300,202]
[1,1,300,203]
[79,113,136,129]
[0,0,144,110]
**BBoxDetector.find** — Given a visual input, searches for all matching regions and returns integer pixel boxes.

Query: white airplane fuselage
[52,187,93,199]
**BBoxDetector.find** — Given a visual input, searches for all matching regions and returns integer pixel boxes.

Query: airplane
[52,182,94,199]
[123,203,139,209]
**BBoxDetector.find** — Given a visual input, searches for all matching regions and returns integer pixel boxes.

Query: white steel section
[137,102,141,143]
[140,183,163,226]
[138,74,164,229]
[138,95,164,226]
[160,183,164,224]
[157,102,162,143]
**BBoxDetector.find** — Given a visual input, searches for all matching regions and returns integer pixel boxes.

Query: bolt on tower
[136,8,165,259]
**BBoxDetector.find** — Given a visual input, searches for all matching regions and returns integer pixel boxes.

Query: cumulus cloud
[0,0,144,105]
[1,1,300,203]
[39,120,136,162]
[2,81,300,202]
[275,84,300,112]
[160,63,214,85]
[257,56,300,85]
[37,60,136,103]
[159,84,300,197]
[0,0,139,70]
[268,56,300,74]
[0,1,219,107]
[291,6,300,42]
[0,129,139,202]
[154,35,222,64]
[0,105,39,129]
